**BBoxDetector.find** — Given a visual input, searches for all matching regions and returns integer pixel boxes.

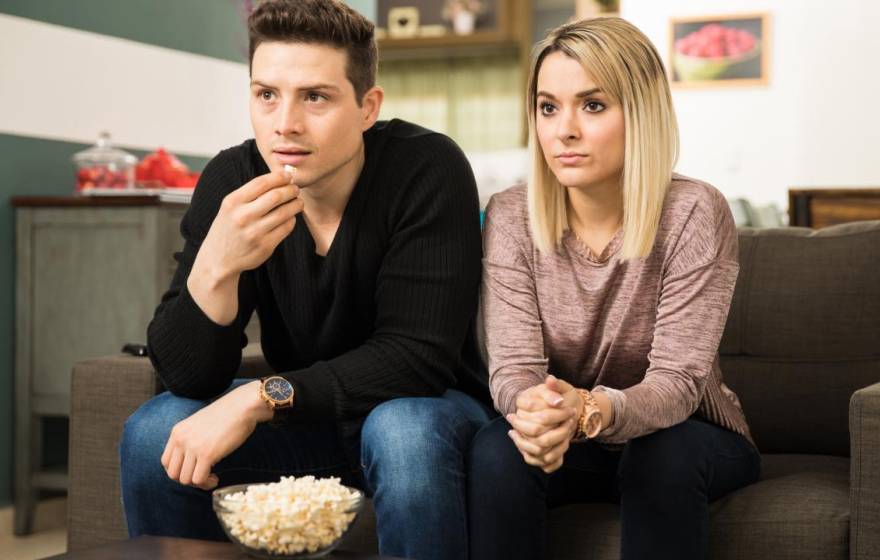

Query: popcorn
[218,476,360,556]
[283,164,297,182]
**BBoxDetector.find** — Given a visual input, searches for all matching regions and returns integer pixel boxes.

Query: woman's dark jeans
[468,416,760,560]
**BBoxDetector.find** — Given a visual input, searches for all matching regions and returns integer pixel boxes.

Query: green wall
[0,0,249,64]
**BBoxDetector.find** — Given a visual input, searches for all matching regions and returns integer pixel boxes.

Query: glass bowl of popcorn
[212,476,365,559]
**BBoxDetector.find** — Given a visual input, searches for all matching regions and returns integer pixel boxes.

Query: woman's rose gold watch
[573,389,603,440]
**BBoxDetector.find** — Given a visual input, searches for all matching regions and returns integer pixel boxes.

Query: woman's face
[535,51,625,192]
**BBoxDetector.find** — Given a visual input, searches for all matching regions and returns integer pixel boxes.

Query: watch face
[585,410,602,438]
[265,377,293,402]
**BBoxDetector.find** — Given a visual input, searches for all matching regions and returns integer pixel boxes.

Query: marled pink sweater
[482,174,753,446]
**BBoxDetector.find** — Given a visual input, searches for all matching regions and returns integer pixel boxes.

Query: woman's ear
[360,86,384,131]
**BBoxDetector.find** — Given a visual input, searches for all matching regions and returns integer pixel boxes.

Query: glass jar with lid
[72,132,137,193]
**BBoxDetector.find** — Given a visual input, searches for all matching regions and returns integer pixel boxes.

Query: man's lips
[273,150,310,165]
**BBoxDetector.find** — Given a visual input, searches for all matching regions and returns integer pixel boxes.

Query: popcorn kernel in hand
[283,164,297,183]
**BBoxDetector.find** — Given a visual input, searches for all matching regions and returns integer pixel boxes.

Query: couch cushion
[717,221,880,456]
[719,357,878,456]
[709,454,850,559]
[721,221,880,360]
[544,454,849,560]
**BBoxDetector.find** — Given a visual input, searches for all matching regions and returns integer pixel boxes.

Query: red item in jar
[76,165,131,191]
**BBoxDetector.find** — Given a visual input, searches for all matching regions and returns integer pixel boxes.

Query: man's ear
[360,86,384,131]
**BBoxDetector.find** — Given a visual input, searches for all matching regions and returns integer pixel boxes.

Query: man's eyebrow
[249,80,341,93]
[537,87,603,99]
[297,83,341,93]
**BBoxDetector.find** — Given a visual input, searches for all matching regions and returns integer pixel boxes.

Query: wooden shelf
[379,35,521,60]
[32,468,68,492]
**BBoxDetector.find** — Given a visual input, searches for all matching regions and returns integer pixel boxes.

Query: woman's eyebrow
[537,87,603,100]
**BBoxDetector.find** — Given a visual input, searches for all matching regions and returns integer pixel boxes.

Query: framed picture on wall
[669,13,770,88]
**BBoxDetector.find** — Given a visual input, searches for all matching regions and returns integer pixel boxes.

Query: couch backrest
[719,220,880,456]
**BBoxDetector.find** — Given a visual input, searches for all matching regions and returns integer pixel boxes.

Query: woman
[468,17,759,560]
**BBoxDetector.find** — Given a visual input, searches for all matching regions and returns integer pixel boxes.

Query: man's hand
[188,169,304,325]
[160,380,273,490]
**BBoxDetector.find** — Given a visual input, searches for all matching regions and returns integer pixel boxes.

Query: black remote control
[121,343,148,357]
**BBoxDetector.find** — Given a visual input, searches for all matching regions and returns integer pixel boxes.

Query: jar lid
[72,132,137,166]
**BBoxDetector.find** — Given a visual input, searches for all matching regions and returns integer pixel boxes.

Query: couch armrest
[68,354,161,551]
[67,345,272,551]
[850,380,880,560]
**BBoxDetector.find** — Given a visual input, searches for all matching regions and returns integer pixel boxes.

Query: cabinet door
[23,208,158,409]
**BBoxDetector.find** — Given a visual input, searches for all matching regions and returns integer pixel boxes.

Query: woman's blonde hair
[527,17,679,259]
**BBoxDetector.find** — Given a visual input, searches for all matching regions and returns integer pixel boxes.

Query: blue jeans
[468,416,761,560]
[120,378,493,560]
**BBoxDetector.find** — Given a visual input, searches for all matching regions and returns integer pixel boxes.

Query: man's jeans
[120,378,493,560]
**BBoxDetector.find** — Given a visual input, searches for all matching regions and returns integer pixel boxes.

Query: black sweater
[146,119,490,466]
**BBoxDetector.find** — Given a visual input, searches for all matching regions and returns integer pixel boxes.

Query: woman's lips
[556,154,587,165]
[273,151,310,165]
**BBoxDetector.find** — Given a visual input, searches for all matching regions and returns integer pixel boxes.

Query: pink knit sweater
[482,174,753,446]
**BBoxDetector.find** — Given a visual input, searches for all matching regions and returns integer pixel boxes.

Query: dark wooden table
[45,536,399,559]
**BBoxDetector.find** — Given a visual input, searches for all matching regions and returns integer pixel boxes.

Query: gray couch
[67,221,880,559]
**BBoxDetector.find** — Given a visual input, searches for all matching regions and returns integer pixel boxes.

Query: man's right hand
[187,169,304,325]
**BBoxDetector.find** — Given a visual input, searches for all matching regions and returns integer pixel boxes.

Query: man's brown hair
[248,0,377,104]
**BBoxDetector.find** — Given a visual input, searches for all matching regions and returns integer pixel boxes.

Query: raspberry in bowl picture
[669,13,769,86]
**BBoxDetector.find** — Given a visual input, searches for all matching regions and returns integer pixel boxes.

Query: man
[119,1,491,558]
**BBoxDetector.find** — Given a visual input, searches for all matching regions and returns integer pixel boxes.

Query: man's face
[249,41,378,189]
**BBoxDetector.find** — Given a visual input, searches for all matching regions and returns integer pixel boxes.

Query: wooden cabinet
[788,188,880,228]
[11,196,258,535]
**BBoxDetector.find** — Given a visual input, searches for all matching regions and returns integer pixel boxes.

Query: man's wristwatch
[259,376,295,425]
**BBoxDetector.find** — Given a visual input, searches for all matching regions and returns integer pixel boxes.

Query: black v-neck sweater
[146,120,490,466]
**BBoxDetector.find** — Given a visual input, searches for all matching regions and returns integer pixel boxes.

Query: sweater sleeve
[146,149,257,399]
[278,135,483,424]
[481,194,548,416]
[598,188,739,444]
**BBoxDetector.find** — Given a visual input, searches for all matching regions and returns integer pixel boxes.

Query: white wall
[0,14,251,158]
[623,0,880,209]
